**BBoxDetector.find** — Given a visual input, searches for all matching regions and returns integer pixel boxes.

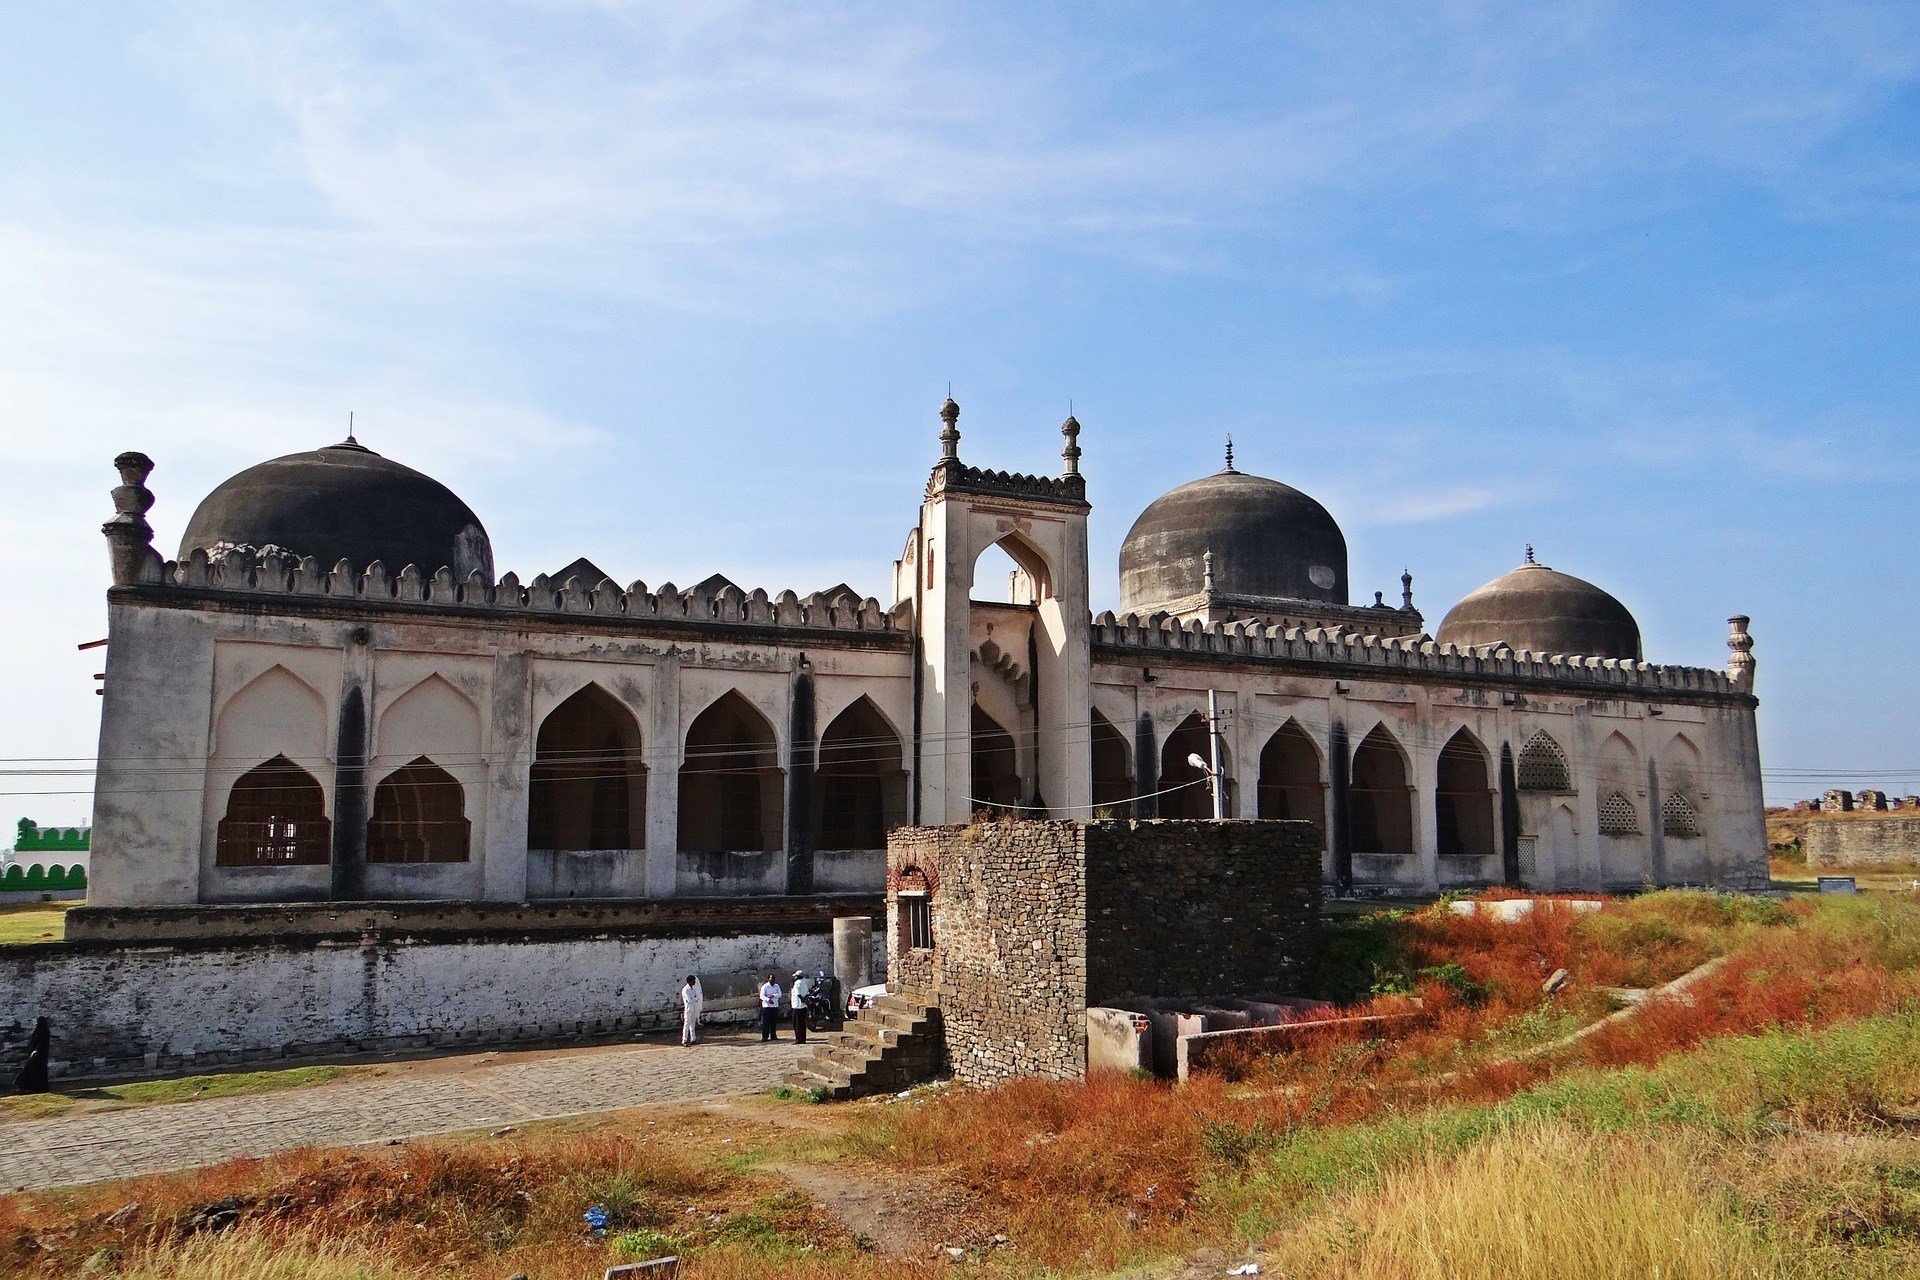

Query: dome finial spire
[1525,543,1536,565]
[346,410,356,447]
[1223,435,1236,473]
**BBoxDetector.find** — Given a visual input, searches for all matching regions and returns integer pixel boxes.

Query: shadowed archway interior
[678,691,783,853]
[528,684,647,851]
[812,697,907,850]
[216,755,331,867]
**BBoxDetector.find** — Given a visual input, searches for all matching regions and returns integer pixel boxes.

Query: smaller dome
[1120,469,1348,612]
[180,440,492,579]
[1437,559,1641,660]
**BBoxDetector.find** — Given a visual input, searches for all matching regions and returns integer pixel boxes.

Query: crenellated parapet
[927,461,1088,507]
[136,544,904,636]
[1089,610,1745,700]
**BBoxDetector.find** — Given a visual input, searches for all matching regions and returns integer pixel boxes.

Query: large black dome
[1437,560,1641,660]
[1119,468,1348,613]
[179,440,492,579]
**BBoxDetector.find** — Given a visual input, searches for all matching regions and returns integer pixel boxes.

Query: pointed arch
[1600,730,1640,766]
[529,682,647,851]
[1090,709,1134,817]
[1157,712,1218,820]
[377,673,480,762]
[1349,723,1413,856]
[367,756,470,863]
[970,703,1022,814]
[812,695,908,850]
[679,690,783,853]
[1257,718,1325,838]
[1662,792,1702,839]
[1516,730,1572,792]
[1599,790,1641,836]
[216,755,331,866]
[215,665,328,763]
[970,530,1053,603]
[1436,727,1496,858]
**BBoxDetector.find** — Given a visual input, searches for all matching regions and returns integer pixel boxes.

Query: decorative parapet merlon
[927,461,1088,507]
[1089,610,1741,698]
[138,546,903,636]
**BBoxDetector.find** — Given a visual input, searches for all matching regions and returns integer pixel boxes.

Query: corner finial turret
[1223,435,1237,473]
[1202,547,1215,594]
[1727,614,1756,692]
[1060,406,1081,478]
[103,451,162,586]
[938,392,961,462]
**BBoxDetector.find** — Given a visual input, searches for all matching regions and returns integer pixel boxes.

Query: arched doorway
[215,755,331,866]
[1349,725,1413,855]
[1158,713,1216,820]
[528,684,647,851]
[1090,710,1134,817]
[679,691,784,852]
[367,757,470,863]
[1257,719,1325,837]
[1436,728,1496,858]
[970,704,1021,815]
[813,697,908,849]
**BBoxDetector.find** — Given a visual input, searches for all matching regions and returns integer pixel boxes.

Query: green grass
[0,900,73,945]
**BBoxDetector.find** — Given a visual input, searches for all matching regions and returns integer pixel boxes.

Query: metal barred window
[1599,791,1641,836]
[1516,732,1573,792]
[1662,792,1703,839]
[904,894,933,950]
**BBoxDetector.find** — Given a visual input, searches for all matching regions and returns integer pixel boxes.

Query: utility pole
[1206,688,1227,819]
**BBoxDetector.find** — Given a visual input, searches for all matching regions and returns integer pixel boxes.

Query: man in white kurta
[679,975,704,1046]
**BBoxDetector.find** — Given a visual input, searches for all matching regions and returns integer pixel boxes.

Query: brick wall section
[1085,820,1322,1004]
[886,819,1322,1086]
[1805,817,1920,868]
[888,822,1088,1086]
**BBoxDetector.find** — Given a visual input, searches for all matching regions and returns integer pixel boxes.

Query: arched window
[970,704,1021,814]
[367,757,470,863]
[678,691,783,853]
[1257,719,1324,836]
[1436,729,1496,858]
[1158,713,1216,820]
[971,533,1052,604]
[1599,791,1641,836]
[216,755,331,866]
[529,685,647,851]
[1090,710,1135,817]
[1516,731,1572,792]
[1662,792,1702,839]
[812,697,907,850]
[1349,725,1413,855]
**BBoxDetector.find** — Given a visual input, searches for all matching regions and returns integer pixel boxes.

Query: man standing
[758,973,783,1042]
[679,974,703,1047]
[790,969,812,1044]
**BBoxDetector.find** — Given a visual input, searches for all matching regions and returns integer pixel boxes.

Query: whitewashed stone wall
[1,930,884,1079]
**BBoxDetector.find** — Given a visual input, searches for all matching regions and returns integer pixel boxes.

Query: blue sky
[3,1,1918,822]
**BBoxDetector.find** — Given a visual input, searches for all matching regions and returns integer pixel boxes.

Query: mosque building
[86,399,1765,911]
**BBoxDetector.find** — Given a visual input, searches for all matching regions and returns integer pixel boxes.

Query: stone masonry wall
[886,819,1324,1086]
[888,822,1088,1086]
[1805,817,1920,868]
[1085,820,1322,1004]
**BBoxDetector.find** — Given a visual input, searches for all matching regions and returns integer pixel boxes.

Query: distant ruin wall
[2,924,884,1080]
[1805,817,1920,868]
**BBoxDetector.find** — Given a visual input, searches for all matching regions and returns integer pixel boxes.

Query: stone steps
[789,990,942,1101]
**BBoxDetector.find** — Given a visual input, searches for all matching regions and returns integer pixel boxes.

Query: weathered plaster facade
[86,403,1766,915]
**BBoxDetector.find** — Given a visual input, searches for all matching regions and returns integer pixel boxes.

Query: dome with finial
[179,439,493,579]
[1119,444,1348,613]
[1436,553,1641,660]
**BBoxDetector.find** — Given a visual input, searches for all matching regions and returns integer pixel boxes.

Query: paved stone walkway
[0,1036,798,1194]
